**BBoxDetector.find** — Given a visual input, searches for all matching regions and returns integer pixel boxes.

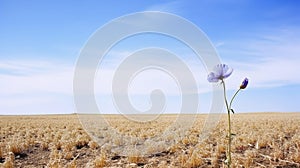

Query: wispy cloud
[0,60,74,95]
[0,60,54,75]
[95,27,300,97]
[2,28,299,96]
[0,60,75,114]
[145,1,183,14]
[1,26,300,114]
[216,27,300,89]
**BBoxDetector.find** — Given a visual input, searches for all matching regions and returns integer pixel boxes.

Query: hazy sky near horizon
[1,0,300,115]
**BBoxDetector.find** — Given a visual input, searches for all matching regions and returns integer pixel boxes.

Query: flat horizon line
[1,111,300,116]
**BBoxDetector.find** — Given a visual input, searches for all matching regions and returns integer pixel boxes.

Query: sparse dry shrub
[41,141,49,151]
[7,142,23,155]
[211,153,220,167]
[47,139,65,167]
[112,137,124,146]
[145,141,167,155]
[289,141,300,163]
[256,138,271,149]
[47,159,61,168]
[127,150,143,164]
[216,143,226,155]
[26,137,35,146]
[63,141,76,152]
[54,141,62,150]
[292,149,300,163]
[65,159,77,168]
[168,143,182,154]
[181,137,190,146]
[100,144,112,153]
[64,151,74,160]
[145,145,157,155]
[75,136,90,149]
[88,141,99,150]
[178,153,188,167]
[186,151,203,168]
[231,156,244,168]
[2,160,14,168]
[49,148,62,160]
[157,160,168,168]
[244,150,257,167]
[2,152,15,168]
[188,135,198,146]
[272,146,284,161]
[94,152,107,168]
[0,147,3,159]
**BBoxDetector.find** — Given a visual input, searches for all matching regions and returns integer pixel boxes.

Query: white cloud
[0,60,75,114]
[2,27,300,114]
[216,27,300,89]
[95,28,300,96]
[0,60,74,95]
[94,49,210,96]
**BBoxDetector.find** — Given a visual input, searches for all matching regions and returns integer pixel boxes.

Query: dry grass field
[0,113,300,168]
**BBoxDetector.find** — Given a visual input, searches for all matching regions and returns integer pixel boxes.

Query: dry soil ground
[0,113,300,167]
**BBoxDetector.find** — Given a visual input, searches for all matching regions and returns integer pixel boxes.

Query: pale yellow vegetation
[0,113,299,167]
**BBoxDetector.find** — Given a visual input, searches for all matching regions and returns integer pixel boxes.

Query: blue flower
[207,64,233,82]
[240,78,249,89]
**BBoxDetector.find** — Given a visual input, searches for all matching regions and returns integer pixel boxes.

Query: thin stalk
[229,89,241,110]
[221,79,231,168]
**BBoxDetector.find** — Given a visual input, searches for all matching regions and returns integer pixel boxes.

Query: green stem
[229,89,241,111]
[221,79,231,168]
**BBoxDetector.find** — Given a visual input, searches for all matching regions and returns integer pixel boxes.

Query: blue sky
[1,0,300,114]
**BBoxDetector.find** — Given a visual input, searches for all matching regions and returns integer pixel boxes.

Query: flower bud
[240,78,248,89]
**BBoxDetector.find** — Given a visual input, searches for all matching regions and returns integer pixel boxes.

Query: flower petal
[213,64,223,78]
[208,64,233,82]
[223,66,233,79]
[221,64,228,76]
[207,72,220,82]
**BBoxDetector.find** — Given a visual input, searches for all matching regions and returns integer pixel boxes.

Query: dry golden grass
[0,113,299,167]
